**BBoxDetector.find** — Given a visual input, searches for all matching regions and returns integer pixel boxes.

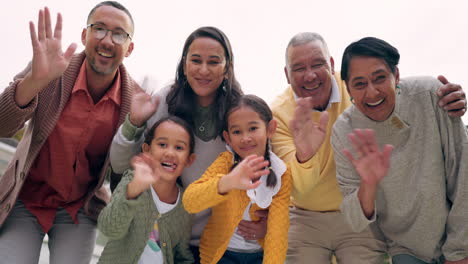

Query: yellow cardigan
[183,151,291,264]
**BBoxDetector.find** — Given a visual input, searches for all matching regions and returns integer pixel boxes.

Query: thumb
[63,43,77,62]
[152,95,160,109]
[319,111,329,131]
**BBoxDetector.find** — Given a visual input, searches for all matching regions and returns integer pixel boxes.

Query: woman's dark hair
[341,37,400,82]
[167,26,243,137]
[144,116,195,154]
[224,94,277,188]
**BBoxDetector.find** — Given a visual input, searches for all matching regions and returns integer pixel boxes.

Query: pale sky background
[1,0,467,124]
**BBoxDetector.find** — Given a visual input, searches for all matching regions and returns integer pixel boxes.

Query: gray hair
[285,32,330,65]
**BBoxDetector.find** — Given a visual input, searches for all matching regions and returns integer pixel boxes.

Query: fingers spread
[37,9,45,41]
[44,7,52,38]
[54,12,63,39]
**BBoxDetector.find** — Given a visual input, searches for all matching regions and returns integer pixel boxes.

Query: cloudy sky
[1,0,467,124]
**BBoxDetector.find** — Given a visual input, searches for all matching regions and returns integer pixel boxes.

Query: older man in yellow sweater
[270,32,467,264]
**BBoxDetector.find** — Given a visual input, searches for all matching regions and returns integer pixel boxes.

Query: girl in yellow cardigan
[183,94,292,264]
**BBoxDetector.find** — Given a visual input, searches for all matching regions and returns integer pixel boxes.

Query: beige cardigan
[0,51,137,226]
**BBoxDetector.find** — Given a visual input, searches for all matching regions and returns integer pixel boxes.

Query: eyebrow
[228,120,261,130]
[189,54,222,60]
[155,137,188,146]
[351,69,387,82]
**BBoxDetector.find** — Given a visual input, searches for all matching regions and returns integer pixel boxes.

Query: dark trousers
[217,250,264,264]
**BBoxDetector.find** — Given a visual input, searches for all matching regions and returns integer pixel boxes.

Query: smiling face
[142,121,194,182]
[347,56,399,121]
[82,5,134,76]
[183,37,227,107]
[285,40,335,110]
[223,106,276,159]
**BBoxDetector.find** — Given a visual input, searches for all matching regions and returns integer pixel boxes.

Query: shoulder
[399,76,442,96]
[271,87,295,123]
[332,106,356,142]
[271,87,294,111]
[216,151,233,163]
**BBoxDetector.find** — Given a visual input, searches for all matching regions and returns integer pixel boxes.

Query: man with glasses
[0,1,138,263]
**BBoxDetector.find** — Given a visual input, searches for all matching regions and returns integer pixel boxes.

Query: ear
[141,143,150,153]
[185,153,196,167]
[222,130,231,145]
[81,28,87,46]
[395,66,400,84]
[267,119,277,138]
[125,42,134,57]
[284,66,291,84]
[330,56,335,75]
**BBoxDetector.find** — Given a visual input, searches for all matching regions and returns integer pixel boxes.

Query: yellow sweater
[183,151,291,264]
[270,73,350,212]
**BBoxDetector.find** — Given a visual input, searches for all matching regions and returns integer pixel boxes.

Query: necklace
[198,121,206,132]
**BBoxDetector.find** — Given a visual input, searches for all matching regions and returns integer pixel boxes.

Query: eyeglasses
[87,23,132,45]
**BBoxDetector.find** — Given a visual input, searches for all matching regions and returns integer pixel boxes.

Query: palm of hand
[130,92,159,126]
[32,38,69,82]
[352,151,387,186]
[293,117,327,156]
[134,162,158,186]
[343,129,393,187]
[29,8,77,84]
[290,100,329,161]
[229,156,269,190]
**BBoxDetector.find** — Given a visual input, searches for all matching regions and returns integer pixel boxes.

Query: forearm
[109,115,146,174]
[182,176,228,213]
[97,174,143,239]
[357,183,377,219]
[14,72,49,107]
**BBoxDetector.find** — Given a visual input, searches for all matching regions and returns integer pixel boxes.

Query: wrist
[218,175,232,195]
[358,183,378,219]
[126,180,145,200]
[129,113,144,127]
[295,150,314,164]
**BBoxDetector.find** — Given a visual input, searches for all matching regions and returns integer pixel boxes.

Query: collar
[293,76,341,111]
[72,59,121,105]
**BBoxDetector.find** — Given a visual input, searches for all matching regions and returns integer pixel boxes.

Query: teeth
[367,98,384,106]
[162,162,176,169]
[98,51,113,58]
[303,83,320,90]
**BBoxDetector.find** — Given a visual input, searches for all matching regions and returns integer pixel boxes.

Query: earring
[350,97,354,104]
[222,79,227,93]
[396,84,401,95]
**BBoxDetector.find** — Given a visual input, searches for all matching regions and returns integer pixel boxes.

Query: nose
[241,135,252,144]
[100,31,114,46]
[199,63,209,75]
[164,147,176,158]
[366,83,380,98]
[304,68,317,82]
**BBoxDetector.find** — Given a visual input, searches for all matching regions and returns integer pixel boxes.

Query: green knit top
[97,170,194,264]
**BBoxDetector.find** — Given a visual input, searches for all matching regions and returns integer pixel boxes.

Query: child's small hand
[126,153,161,199]
[218,155,270,194]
